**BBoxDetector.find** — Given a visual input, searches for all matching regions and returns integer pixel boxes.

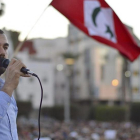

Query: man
[0,29,29,139]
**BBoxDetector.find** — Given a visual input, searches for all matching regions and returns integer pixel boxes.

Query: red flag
[50,0,140,61]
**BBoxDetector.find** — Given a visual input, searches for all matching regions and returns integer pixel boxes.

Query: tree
[0,2,5,16]
[9,31,20,50]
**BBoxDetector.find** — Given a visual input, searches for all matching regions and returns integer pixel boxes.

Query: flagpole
[12,0,53,58]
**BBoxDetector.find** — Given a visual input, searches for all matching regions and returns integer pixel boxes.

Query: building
[67,24,123,105]
[68,24,140,104]
[16,38,69,108]
[127,26,140,102]
[16,42,55,108]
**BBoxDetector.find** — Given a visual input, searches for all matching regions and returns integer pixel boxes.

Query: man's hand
[1,58,30,96]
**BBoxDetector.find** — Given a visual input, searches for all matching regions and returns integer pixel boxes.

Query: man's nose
[0,47,6,56]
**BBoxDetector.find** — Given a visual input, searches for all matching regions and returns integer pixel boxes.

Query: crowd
[17,117,140,140]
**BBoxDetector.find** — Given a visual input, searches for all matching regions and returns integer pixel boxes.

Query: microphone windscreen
[0,58,10,68]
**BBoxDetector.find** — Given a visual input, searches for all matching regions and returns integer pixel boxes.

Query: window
[75,86,80,92]
[29,77,34,82]
[133,71,139,76]
[61,84,66,89]
[42,77,47,83]
[76,70,80,76]
[28,94,33,100]
[101,65,105,80]
[43,94,47,99]
[132,87,139,93]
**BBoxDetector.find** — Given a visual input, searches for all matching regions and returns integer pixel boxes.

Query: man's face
[0,34,9,75]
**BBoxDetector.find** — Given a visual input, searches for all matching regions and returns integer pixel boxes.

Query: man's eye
[4,47,8,50]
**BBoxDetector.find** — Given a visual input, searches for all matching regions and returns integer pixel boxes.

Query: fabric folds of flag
[50,0,140,61]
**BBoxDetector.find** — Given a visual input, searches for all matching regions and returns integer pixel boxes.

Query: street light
[125,71,131,77]
[64,58,75,123]
[56,64,64,71]
[112,79,119,87]
[65,58,75,65]
[62,53,79,123]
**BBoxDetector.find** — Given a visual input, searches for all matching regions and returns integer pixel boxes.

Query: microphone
[0,58,34,75]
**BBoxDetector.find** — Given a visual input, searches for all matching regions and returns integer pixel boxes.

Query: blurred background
[1,0,140,140]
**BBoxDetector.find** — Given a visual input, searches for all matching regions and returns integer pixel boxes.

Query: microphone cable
[32,73,43,140]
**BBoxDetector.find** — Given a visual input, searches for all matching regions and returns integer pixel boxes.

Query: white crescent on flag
[84,0,117,43]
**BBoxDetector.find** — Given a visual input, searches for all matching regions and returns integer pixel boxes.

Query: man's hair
[0,29,4,34]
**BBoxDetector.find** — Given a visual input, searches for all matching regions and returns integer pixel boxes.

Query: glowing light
[56,64,64,71]
[112,79,119,87]
[125,71,131,77]
[65,58,75,65]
